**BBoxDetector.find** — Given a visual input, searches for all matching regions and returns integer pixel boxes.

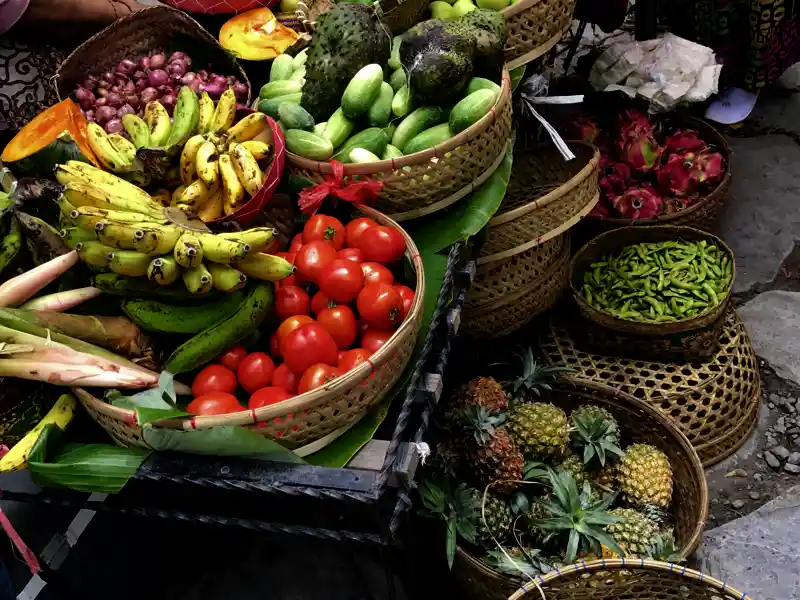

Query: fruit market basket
[502,0,577,70]
[451,378,708,600]
[75,205,424,451]
[507,558,753,600]
[540,309,762,466]
[285,70,513,222]
[570,225,735,362]
[55,4,251,105]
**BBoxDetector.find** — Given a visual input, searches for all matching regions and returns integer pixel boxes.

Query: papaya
[219,8,300,61]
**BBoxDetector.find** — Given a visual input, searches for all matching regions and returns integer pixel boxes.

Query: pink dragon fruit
[618,108,655,144]
[599,157,633,204]
[566,116,601,143]
[621,135,662,173]
[658,152,695,196]
[663,129,707,155]
[611,185,663,221]
[692,150,725,183]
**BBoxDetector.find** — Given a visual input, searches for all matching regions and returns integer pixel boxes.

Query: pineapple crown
[508,348,574,401]
[458,405,506,445]
[483,547,558,578]
[418,475,478,568]
[646,533,684,563]
[571,413,625,467]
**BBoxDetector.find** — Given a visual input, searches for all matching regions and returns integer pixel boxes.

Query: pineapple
[617,444,673,509]
[605,508,659,557]
[461,406,524,494]
[639,503,670,527]
[507,402,569,458]
[570,408,624,468]
[449,376,508,419]
[571,404,617,431]
[471,490,514,548]
[557,452,587,486]
[482,546,560,578]
[432,438,462,477]
[509,347,573,401]
[590,463,617,492]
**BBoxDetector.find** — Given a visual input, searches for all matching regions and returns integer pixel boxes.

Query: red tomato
[394,284,415,321]
[362,329,394,354]
[275,285,311,321]
[338,247,363,263]
[249,386,294,409]
[361,262,394,286]
[295,241,337,284]
[311,291,337,316]
[218,345,248,371]
[298,363,343,394]
[337,350,345,363]
[345,217,377,248]
[357,283,403,329]
[188,392,242,416]
[357,320,370,339]
[270,332,282,360]
[317,305,357,349]
[338,348,372,372]
[272,363,299,394]
[355,226,405,264]
[289,234,304,253]
[192,364,238,397]
[281,323,339,375]
[237,352,276,393]
[277,315,314,343]
[303,215,346,250]
[318,259,364,303]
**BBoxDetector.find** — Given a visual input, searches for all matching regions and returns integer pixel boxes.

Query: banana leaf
[510,64,527,91]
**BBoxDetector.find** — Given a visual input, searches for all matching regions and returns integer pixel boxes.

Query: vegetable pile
[578,239,733,323]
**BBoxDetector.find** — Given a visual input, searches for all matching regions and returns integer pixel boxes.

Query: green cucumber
[313,122,328,137]
[388,35,403,70]
[465,77,502,98]
[349,148,381,163]
[269,54,295,82]
[384,123,397,139]
[403,123,453,155]
[292,49,308,70]
[392,106,445,152]
[323,108,355,148]
[391,84,413,118]
[368,82,394,128]
[257,93,303,118]
[389,68,406,92]
[289,67,306,82]
[279,103,315,131]
[285,129,334,160]
[449,89,496,134]
[382,144,403,160]
[259,80,303,100]
[341,64,384,119]
[122,291,247,335]
[166,283,275,374]
[333,127,389,163]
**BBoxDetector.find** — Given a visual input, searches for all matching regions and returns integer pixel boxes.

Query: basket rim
[504,21,572,71]
[285,70,512,174]
[569,225,735,335]
[501,0,547,20]
[76,205,425,430]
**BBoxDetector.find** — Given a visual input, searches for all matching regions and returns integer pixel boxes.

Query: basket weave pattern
[502,0,577,69]
[540,309,762,466]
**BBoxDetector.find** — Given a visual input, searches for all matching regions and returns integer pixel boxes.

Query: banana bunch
[56,160,293,293]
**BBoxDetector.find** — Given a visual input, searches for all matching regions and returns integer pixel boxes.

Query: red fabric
[0,507,41,575]
[297,161,384,215]
[162,0,277,15]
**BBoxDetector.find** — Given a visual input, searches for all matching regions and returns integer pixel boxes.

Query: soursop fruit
[451,9,507,80]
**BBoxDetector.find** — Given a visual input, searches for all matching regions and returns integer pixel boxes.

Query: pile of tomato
[187,213,416,417]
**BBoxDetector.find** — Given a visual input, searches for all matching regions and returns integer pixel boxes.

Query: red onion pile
[75,50,248,133]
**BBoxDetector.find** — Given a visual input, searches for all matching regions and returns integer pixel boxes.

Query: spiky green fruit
[507,402,569,458]
[617,444,673,509]
[606,508,659,557]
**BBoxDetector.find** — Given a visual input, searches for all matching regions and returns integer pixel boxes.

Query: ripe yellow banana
[196,232,250,264]
[236,253,295,281]
[95,221,139,250]
[207,263,247,292]
[0,394,76,473]
[230,143,264,196]
[218,227,275,252]
[57,162,164,217]
[180,134,206,185]
[86,123,132,172]
[73,205,165,230]
[151,189,172,207]
[75,240,115,267]
[171,185,187,205]
[108,250,151,277]
[174,233,203,268]
[132,224,184,256]
[56,194,77,222]
[108,134,137,163]
[176,179,216,211]
[195,141,220,187]
[147,256,181,285]
[219,154,245,215]
[197,187,223,222]
[226,112,268,144]
[144,101,171,147]
[210,88,236,134]
[182,262,213,294]
[239,140,271,160]
[197,91,215,135]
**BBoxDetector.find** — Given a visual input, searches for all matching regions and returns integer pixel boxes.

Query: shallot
[116,59,136,75]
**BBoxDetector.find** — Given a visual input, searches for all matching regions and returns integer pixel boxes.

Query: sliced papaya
[219,8,300,61]
[1,99,98,178]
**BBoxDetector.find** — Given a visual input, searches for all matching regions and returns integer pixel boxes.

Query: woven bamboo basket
[540,309,762,466]
[479,142,599,264]
[502,0,577,69]
[507,559,753,600]
[75,205,423,452]
[570,226,734,362]
[285,70,513,222]
[55,5,250,104]
[451,379,708,600]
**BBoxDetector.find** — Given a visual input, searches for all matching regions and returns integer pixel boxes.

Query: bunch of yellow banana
[55,160,293,293]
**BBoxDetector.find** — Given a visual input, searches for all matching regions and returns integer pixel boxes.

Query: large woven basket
[540,309,762,467]
[571,225,734,362]
[286,70,513,222]
[75,205,423,453]
[507,559,753,600]
[502,0,577,69]
[451,379,708,600]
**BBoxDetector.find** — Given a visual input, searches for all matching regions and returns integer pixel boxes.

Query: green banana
[144,101,171,147]
[131,224,183,256]
[55,194,77,223]
[207,263,247,292]
[182,262,213,295]
[75,240,115,267]
[92,273,217,302]
[95,221,139,250]
[197,91,215,135]
[196,232,250,264]
[174,233,203,268]
[108,250,151,277]
[146,256,181,285]
[60,227,97,248]
[122,114,151,149]
[108,134,137,163]
[121,290,246,334]
[165,86,200,149]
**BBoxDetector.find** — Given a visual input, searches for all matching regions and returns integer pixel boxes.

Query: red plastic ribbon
[0,506,41,575]
[298,161,383,215]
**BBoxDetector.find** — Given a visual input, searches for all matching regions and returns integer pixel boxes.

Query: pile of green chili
[579,239,733,323]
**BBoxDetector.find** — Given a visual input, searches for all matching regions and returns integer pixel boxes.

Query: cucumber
[122,291,247,335]
[349,148,381,163]
[465,77,502,98]
[292,48,308,70]
[166,283,274,374]
[382,144,403,160]
[323,108,355,148]
[449,89,496,134]
[391,84,413,118]
[392,106,445,153]
[333,127,390,163]
[341,64,384,119]
[279,103,315,131]
[259,80,303,100]
[285,129,334,160]
[403,123,453,155]
[270,54,295,82]
[384,123,397,139]
[388,35,403,70]
[389,68,406,92]
[276,120,286,136]
[368,82,394,128]
[313,122,328,137]
[289,67,306,82]
[257,93,303,118]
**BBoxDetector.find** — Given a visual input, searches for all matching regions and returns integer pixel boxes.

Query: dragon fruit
[567,116,601,143]
[599,157,633,204]
[664,129,707,155]
[692,150,725,183]
[618,108,655,144]
[589,200,611,218]
[621,135,662,173]
[658,150,725,196]
[611,184,663,221]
